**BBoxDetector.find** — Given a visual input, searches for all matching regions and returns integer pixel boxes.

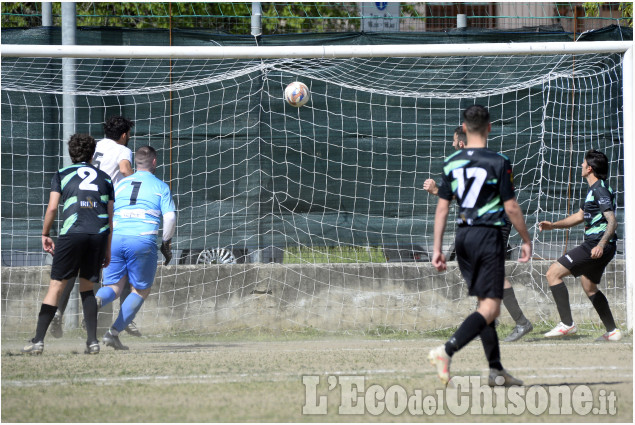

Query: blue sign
[375,2,387,11]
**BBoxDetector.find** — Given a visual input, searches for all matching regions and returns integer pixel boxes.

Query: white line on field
[2,365,630,388]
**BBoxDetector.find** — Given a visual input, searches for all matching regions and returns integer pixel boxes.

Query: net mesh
[0,51,626,336]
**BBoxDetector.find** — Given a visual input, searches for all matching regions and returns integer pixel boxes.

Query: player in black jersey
[424,126,533,342]
[427,105,532,387]
[22,134,114,355]
[539,149,622,341]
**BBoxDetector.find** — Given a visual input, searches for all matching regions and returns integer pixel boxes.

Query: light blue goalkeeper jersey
[113,170,175,240]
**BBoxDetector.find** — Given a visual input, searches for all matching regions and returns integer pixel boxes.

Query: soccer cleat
[503,321,533,342]
[84,341,100,355]
[544,322,577,338]
[49,313,63,338]
[488,368,523,387]
[103,330,129,351]
[595,328,623,342]
[428,345,451,386]
[124,321,142,337]
[22,339,44,355]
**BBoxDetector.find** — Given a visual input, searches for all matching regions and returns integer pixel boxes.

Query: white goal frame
[1,40,633,330]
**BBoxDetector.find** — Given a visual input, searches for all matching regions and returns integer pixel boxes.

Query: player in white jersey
[95,145,176,350]
[49,116,141,338]
[93,116,134,185]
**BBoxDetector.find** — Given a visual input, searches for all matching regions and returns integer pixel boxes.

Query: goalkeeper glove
[160,239,172,266]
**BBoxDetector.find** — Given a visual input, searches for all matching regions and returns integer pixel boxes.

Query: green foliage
[583,2,633,26]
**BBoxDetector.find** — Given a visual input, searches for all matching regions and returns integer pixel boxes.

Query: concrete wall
[1,260,626,336]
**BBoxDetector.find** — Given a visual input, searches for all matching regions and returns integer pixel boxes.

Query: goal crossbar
[1,41,632,59]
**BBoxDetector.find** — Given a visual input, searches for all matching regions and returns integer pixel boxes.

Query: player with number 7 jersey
[96,146,176,351]
[438,148,515,228]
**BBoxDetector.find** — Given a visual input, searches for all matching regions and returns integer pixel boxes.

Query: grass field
[2,327,632,422]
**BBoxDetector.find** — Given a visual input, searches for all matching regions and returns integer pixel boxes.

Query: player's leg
[23,236,79,354]
[428,227,495,385]
[104,237,157,351]
[502,278,533,342]
[77,232,110,354]
[578,245,622,341]
[22,278,69,354]
[78,277,100,354]
[95,233,127,308]
[120,279,142,337]
[544,260,576,337]
[49,276,77,338]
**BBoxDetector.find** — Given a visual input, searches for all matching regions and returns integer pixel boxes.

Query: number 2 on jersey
[78,167,99,191]
[452,167,487,208]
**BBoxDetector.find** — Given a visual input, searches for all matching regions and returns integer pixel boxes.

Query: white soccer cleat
[428,345,451,386]
[544,321,577,338]
[596,328,623,342]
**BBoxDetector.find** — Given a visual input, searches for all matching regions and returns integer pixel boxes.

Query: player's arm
[590,210,618,259]
[41,191,61,255]
[160,211,176,265]
[103,200,114,268]
[432,197,450,271]
[503,198,532,263]
[119,159,133,177]
[538,208,584,231]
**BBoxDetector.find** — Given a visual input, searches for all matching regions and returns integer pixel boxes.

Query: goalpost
[1,41,632,337]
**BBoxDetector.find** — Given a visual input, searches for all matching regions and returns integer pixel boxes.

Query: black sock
[120,280,131,307]
[589,291,617,332]
[503,287,529,326]
[480,321,503,370]
[34,304,57,342]
[57,276,76,315]
[445,312,487,357]
[81,290,98,344]
[550,282,573,326]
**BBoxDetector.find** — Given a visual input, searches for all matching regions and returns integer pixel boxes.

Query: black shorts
[455,226,505,299]
[50,233,109,282]
[557,241,616,284]
[500,221,512,247]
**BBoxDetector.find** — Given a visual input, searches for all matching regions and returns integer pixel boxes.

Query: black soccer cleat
[103,330,129,351]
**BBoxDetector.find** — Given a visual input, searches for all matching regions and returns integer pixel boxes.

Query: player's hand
[423,179,438,195]
[432,250,446,272]
[538,221,553,231]
[518,241,532,263]
[591,244,604,259]
[160,239,172,266]
[42,235,55,255]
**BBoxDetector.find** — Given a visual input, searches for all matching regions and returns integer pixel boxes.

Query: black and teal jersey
[581,179,618,245]
[438,147,515,227]
[50,162,114,235]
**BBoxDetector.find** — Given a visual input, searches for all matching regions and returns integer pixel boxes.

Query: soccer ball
[284,81,310,107]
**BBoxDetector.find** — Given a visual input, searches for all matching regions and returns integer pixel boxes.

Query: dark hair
[104,116,134,141]
[68,134,96,163]
[135,145,157,169]
[454,125,467,144]
[463,105,490,135]
[585,149,609,180]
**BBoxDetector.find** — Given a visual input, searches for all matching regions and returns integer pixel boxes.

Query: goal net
[1,42,630,337]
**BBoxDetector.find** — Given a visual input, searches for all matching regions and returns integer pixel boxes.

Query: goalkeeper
[424,126,533,342]
[95,145,176,350]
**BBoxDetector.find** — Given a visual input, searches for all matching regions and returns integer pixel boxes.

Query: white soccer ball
[284,81,310,107]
